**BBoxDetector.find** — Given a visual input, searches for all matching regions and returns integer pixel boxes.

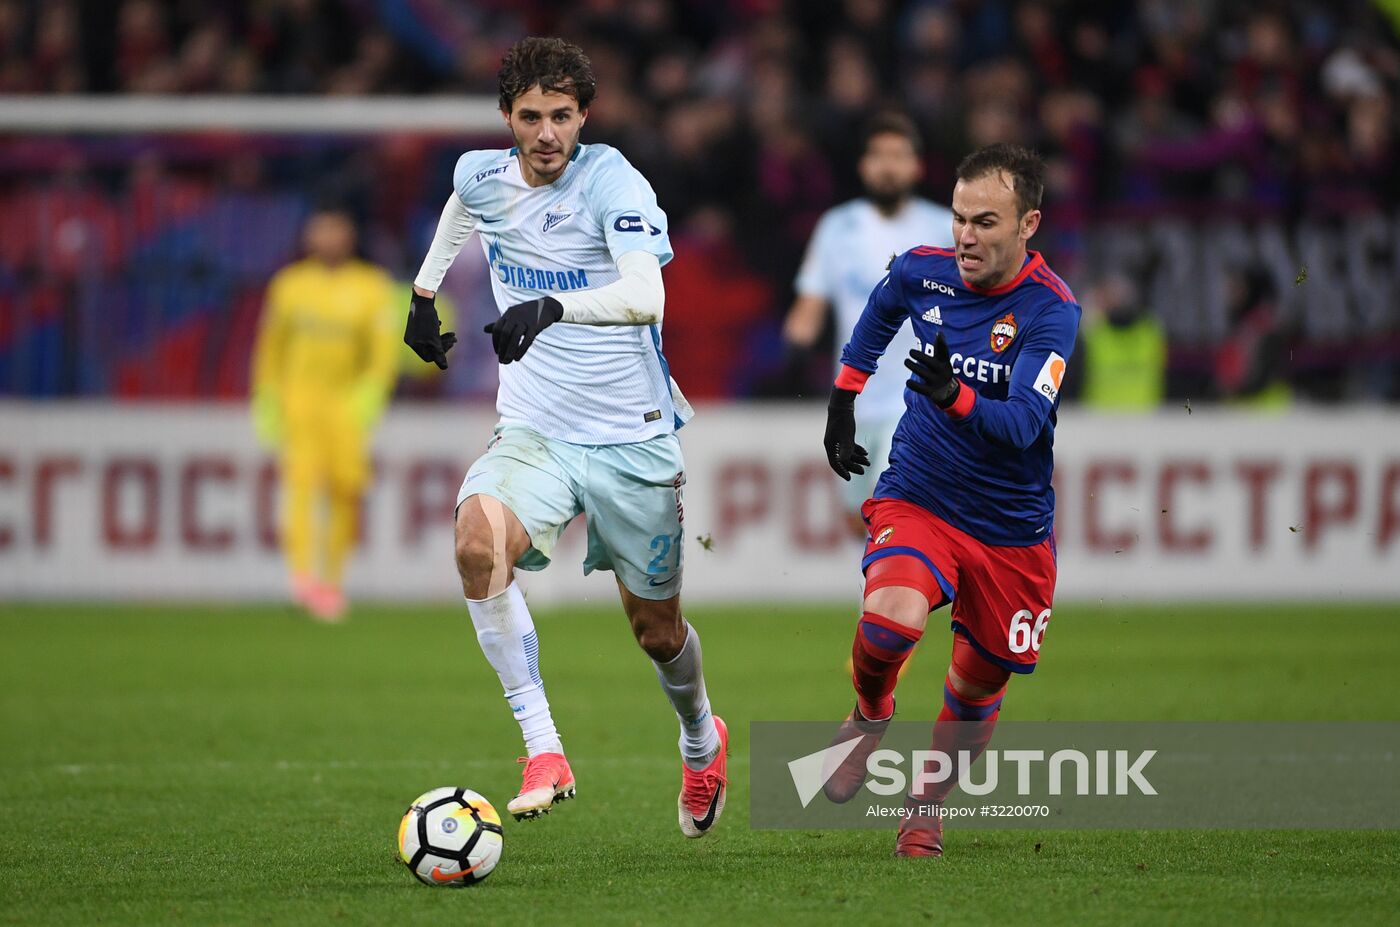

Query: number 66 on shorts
[859,497,1056,674]
[1008,608,1050,655]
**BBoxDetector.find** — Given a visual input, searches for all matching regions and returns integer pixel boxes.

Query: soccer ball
[397,787,504,887]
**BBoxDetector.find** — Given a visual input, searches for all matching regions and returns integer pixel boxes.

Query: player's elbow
[625,256,665,325]
[629,287,663,326]
[1001,408,1048,450]
[972,399,1045,450]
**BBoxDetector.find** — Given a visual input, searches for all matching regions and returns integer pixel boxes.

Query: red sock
[850,612,921,721]
[919,635,1010,803]
[919,680,1004,802]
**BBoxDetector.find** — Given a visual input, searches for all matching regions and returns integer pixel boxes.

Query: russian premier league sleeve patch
[1034,352,1067,403]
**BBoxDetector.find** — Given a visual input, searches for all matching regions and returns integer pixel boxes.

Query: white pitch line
[37,755,699,775]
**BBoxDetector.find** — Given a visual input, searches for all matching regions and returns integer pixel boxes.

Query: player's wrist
[834,364,870,393]
[931,378,960,408]
[828,386,858,411]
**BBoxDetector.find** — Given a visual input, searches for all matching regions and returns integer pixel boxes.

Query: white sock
[466,582,562,758]
[653,620,721,770]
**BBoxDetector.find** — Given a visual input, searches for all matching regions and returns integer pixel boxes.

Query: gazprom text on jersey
[496,263,591,291]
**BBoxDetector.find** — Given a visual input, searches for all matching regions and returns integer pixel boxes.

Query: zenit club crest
[990,313,1018,353]
[542,205,573,233]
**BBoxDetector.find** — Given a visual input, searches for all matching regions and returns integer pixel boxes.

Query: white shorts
[457,424,686,600]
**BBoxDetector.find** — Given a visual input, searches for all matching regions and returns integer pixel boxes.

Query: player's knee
[948,636,1011,698]
[629,604,684,661]
[863,555,942,621]
[635,624,684,662]
[454,512,501,583]
[946,668,1007,702]
[454,530,493,581]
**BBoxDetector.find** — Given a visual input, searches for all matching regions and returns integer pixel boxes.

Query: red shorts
[860,497,1057,674]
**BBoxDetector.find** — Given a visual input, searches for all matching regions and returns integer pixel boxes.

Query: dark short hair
[498,37,596,113]
[863,111,923,155]
[955,143,1045,216]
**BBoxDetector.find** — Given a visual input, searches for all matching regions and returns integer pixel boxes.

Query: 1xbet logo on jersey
[990,312,1018,353]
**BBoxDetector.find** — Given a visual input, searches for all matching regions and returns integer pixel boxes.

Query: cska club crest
[989,313,1018,353]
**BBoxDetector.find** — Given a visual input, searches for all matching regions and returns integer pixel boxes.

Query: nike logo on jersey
[648,574,676,587]
[922,305,943,325]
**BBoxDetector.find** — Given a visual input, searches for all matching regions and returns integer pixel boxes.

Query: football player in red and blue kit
[820,143,1081,857]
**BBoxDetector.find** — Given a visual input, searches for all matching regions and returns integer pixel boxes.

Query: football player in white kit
[404,38,726,838]
[783,113,955,537]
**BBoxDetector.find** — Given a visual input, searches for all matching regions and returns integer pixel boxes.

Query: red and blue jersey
[837,247,1081,547]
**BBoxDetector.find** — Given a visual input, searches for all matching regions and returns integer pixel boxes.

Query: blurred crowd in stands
[2,0,1398,403]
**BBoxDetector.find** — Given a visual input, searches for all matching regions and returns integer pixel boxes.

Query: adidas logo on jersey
[922,305,943,325]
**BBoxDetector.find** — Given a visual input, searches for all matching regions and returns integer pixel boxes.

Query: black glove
[484,296,563,364]
[403,291,457,370]
[824,386,871,481]
[904,333,961,408]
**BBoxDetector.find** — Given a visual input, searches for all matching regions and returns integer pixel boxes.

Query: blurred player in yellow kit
[250,208,398,621]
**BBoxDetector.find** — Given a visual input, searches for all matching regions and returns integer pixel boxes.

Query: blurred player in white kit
[784,112,955,537]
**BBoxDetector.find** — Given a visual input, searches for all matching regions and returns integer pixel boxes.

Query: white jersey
[454,143,688,445]
[795,198,955,421]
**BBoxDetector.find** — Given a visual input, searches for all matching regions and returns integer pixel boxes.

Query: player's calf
[850,611,922,721]
[894,640,1010,855]
[626,602,727,837]
[916,636,1011,804]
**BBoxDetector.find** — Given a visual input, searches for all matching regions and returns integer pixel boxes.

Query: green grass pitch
[2,601,1397,926]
